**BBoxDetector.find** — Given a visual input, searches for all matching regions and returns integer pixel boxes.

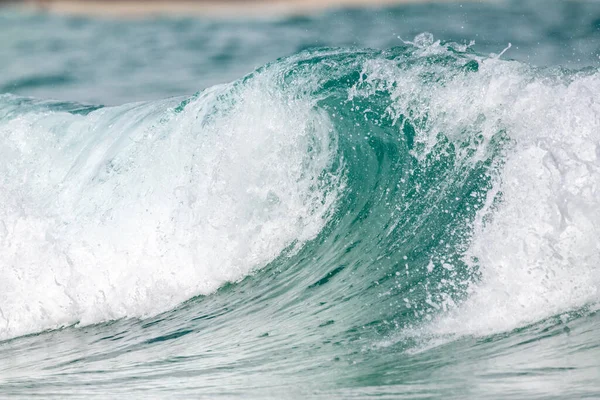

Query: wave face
[1,37,600,398]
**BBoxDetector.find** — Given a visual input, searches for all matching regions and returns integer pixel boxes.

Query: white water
[0,75,341,340]
[426,55,600,336]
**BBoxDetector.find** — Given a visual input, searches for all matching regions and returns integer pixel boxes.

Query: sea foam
[420,54,600,336]
[0,74,341,340]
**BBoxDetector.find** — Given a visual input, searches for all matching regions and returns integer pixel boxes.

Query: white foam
[431,67,600,336]
[0,75,342,340]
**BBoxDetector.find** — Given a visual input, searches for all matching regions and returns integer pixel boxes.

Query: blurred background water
[1,0,600,104]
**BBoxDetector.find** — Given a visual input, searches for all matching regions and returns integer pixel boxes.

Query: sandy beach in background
[11,0,460,18]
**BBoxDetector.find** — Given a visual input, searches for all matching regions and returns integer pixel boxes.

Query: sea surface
[1,1,600,398]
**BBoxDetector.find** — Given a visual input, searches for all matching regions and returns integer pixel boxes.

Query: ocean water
[1,1,600,398]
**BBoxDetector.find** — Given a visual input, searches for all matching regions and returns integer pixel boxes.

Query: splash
[0,74,342,340]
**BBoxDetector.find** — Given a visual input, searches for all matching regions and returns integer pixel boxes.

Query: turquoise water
[1,2,600,398]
